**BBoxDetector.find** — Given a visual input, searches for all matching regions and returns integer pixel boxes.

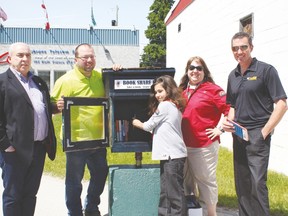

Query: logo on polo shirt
[247,76,257,80]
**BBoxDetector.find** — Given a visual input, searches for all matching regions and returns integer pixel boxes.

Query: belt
[34,138,48,145]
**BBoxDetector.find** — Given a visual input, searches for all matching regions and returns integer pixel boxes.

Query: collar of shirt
[235,57,257,76]
[74,65,98,80]
[10,66,34,83]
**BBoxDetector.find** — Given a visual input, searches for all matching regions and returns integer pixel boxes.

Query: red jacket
[182,82,230,148]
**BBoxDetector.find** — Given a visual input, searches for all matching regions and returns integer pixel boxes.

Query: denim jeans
[65,148,108,216]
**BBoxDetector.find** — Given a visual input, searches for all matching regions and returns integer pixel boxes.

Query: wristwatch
[218,127,225,133]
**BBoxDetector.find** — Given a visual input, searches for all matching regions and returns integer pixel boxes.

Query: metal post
[135,152,142,168]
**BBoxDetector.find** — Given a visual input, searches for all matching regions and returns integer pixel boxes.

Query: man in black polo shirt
[222,32,287,216]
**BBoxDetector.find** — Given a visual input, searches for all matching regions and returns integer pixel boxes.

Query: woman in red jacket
[179,56,230,216]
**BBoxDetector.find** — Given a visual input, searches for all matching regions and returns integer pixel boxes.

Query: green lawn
[45,115,288,216]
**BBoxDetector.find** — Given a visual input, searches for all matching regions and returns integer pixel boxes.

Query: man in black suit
[0,42,57,216]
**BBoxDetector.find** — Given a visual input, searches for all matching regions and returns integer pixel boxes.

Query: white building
[165,0,288,175]
[0,27,140,90]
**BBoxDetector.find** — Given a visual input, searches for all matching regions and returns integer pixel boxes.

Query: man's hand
[222,117,234,132]
[56,97,64,113]
[112,64,122,71]
[5,146,15,152]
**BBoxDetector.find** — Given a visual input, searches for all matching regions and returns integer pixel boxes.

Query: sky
[0,0,154,50]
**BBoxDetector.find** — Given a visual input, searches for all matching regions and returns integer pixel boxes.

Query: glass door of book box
[63,97,109,152]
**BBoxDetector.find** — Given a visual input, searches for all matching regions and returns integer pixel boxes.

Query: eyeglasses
[189,65,203,71]
[76,55,96,61]
[231,45,249,52]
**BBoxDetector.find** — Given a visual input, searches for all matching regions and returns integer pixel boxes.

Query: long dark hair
[179,56,214,91]
[148,75,186,115]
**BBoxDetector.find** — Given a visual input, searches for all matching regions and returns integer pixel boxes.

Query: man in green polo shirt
[51,43,121,216]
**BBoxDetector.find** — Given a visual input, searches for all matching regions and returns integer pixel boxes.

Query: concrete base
[108,165,160,216]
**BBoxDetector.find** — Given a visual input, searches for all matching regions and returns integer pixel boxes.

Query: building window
[54,71,66,82]
[240,13,253,36]
[178,23,181,33]
[38,71,50,90]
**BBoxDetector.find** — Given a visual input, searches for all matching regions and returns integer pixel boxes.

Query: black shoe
[84,210,101,216]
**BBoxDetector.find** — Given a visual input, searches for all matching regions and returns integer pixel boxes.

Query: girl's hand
[132,119,143,129]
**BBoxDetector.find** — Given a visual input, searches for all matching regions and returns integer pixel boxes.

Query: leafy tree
[141,0,174,67]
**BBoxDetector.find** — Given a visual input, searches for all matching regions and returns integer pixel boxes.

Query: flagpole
[41,1,73,69]
[90,29,115,64]
[90,1,115,64]
[0,25,13,43]
[46,30,73,69]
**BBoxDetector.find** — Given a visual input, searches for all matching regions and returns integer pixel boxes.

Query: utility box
[108,165,160,216]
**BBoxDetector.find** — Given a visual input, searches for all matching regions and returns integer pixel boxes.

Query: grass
[45,115,288,216]
[44,115,157,178]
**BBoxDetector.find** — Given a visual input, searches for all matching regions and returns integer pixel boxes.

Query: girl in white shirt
[132,75,188,216]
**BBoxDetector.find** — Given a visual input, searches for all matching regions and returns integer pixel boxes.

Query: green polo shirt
[51,65,105,141]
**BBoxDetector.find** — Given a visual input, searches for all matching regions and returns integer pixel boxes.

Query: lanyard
[186,83,201,102]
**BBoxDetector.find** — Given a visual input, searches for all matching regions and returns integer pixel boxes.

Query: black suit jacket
[0,69,56,165]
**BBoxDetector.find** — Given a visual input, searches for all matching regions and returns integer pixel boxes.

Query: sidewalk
[0,175,109,216]
[35,175,109,216]
[0,174,238,216]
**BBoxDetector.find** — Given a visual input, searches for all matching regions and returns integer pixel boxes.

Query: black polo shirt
[226,58,287,129]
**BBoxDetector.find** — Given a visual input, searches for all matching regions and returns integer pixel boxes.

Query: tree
[140,0,174,67]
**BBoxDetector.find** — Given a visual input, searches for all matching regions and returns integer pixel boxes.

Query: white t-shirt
[143,101,187,160]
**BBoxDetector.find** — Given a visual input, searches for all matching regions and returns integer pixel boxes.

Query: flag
[41,3,50,30]
[0,6,7,21]
[91,6,96,26]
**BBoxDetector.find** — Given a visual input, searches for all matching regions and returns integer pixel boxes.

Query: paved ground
[0,174,238,216]
[0,175,108,216]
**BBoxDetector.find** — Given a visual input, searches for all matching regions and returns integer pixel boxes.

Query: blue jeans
[65,148,108,216]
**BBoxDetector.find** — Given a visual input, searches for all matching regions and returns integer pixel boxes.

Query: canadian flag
[41,3,50,30]
[0,6,8,21]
